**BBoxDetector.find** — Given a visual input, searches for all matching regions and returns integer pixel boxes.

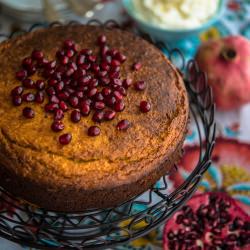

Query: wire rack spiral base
[0,21,216,249]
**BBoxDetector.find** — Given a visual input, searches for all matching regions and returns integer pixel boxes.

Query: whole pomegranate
[195,36,250,110]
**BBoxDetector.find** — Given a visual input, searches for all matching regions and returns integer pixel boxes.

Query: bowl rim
[122,0,225,33]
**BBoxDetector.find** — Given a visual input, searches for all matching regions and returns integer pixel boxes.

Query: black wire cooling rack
[0,20,216,249]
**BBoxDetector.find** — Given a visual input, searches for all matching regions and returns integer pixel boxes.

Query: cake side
[0,25,188,210]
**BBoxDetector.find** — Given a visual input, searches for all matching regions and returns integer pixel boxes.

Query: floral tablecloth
[0,0,249,249]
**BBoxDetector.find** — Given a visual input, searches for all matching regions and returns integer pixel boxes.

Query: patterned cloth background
[0,0,249,249]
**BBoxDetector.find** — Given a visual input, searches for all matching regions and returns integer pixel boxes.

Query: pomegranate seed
[64,39,74,49]
[100,62,110,71]
[46,60,57,70]
[101,45,109,57]
[134,81,146,91]
[27,64,37,75]
[65,68,74,77]
[117,120,130,130]
[75,91,84,99]
[48,79,57,87]
[92,111,104,123]
[59,133,72,145]
[111,78,122,86]
[72,43,79,52]
[16,70,27,80]
[109,71,120,79]
[108,49,118,57]
[88,126,101,136]
[50,95,60,104]
[80,103,90,116]
[114,100,125,112]
[71,110,81,123]
[101,77,110,86]
[23,107,35,118]
[73,69,86,80]
[140,101,151,113]
[59,101,68,111]
[80,49,92,55]
[22,57,33,68]
[45,103,59,112]
[12,96,22,106]
[117,86,127,96]
[22,78,35,88]
[11,86,24,96]
[111,59,121,67]
[54,109,64,120]
[37,58,49,67]
[35,91,45,103]
[123,78,133,89]
[53,71,63,80]
[98,35,107,45]
[51,121,64,132]
[76,55,86,65]
[43,68,55,78]
[80,63,91,70]
[88,88,98,98]
[115,52,126,63]
[81,99,92,106]
[46,87,56,96]
[65,87,75,94]
[98,71,108,78]
[55,81,65,92]
[94,101,105,110]
[58,91,70,101]
[69,96,79,108]
[78,75,91,86]
[112,66,120,72]
[36,80,45,90]
[56,50,65,59]
[95,92,104,101]
[133,62,142,71]
[66,49,74,58]
[31,50,44,60]
[104,110,116,121]
[113,90,123,101]
[91,63,100,73]
[22,93,35,102]
[89,78,99,88]
[88,55,97,63]
[102,87,112,96]
[105,96,116,107]
[61,56,69,65]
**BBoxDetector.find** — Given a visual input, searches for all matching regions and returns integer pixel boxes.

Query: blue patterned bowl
[122,0,225,43]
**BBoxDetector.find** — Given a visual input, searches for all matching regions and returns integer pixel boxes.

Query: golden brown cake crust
[0,25,189,211]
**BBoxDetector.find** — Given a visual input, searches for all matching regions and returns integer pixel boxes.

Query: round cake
[0,24,189,211]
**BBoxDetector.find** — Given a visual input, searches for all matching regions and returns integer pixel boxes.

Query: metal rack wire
[0,20,216,249]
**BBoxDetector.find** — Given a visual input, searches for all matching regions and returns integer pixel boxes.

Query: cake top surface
[0,24,188,189]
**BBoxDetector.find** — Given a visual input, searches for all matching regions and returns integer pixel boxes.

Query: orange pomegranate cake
[0,25,189,211]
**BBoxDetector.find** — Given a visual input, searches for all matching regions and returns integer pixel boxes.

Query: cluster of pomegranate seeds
[11,35,151,145]
[165,193,250,250]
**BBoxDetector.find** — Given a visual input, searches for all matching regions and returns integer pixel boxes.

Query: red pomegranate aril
[59,101,68,111]
[134,81,146,91]
[79,75,92,86]
[35,91,45,103]
[12,95,22,106]
[95,92,104,101]
[76,54,86,65]
[88,126,101,136]
[22,93,35,102]
[72,43,79,52]
[23,107,35,119]
[117,120,130,130]
[88,55,97,63]
[101,77,110,86]
[114,100,125,112]
[109,71,120,79]
[103,55,112,64]
[81,63,91,70]
[80,103,90,116]
[117,86,127,96]
[91,63,100,73]
[46,86,56,96]
[111,78,122,86]
[94,101,105,110]
[108,49,118,57]
[54,108,64,120]
[80,49,93,55]
[66,49,74,58]
[98,71,108,78]
[73,69,86,80]
[16,70,27,80]
[53,70,63,80]
[102,87,112,96]
[104,110,116,121]
[55,81,65,92]
[46,60,57,70]
[115,52,127,63]
[111,66,120,72]
[101,45,109,57]
[65,68,75,77]
[100,62,110,71]
[22,78,35,88]
[133,62,142,71]
[37,58,49,67]
[88,88,98,98]
[123,78,133,89]
[22,57,33,68]
[98,35,107,45]
[69,96,79,108]
[31,50,44,60]
[45,103,59,113]
[58,91,70,101]
[92,111,104,123]
[27,64,37,75]
[81,99,92,106]
[56,50,65,59]
[36,80,45,90]
[61,55,69,65]
[50,95,60,104]
[11,86,24,96]
[105,96,116,107]
[43,68,55,78]
[113,90,123,101]
[71,110,81,123]
[140,101,151,113]
[64,39,74,49]
[111,59,121,67]
[48,79,57,87]
[51,120,64,132]
[64,87,75,94]
[59,133,72,145]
